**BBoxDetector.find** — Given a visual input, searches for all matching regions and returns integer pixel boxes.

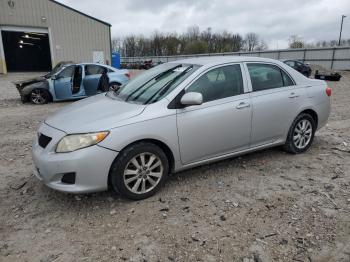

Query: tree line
[112,26,267,57]
[288,35,350,49]
[112,26,350,57]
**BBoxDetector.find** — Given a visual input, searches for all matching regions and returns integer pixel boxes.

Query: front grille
[38,133,52,148]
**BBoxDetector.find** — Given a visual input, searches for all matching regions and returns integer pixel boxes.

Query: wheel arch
[24,87,53,103]
[299,108,318,129]
[109,81,122,86]
[22,82,53,102]
[107,138,176,187]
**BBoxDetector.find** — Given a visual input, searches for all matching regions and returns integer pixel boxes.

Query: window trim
[244,62,296,93]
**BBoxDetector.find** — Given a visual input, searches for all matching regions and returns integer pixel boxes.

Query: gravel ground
[0,71,349,262]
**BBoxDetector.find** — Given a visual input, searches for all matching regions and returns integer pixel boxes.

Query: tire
[109,82,121,92]
[30,89,50,105]
[110,142,169,200]
[284,113,316,154]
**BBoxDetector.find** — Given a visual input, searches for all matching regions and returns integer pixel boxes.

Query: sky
[57,0,350,49]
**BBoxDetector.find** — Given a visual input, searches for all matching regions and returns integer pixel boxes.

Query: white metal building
[0,0,111,74]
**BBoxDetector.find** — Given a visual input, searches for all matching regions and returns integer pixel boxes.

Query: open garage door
[1,31,52,72]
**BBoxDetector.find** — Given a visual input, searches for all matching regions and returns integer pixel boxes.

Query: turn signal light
[326,87,332,97]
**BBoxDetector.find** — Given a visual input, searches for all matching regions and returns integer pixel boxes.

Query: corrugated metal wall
[0,0,111,73]
[121,47,350,70]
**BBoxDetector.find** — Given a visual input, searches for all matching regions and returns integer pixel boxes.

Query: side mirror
[180,92,203,106]
[51,75,58,80]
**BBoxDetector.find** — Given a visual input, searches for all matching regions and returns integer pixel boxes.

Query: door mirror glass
[180,92,203,106]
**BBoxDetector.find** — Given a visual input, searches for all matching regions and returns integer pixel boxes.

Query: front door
[246,63,305,146]
[54,65,75,100]
[177,64,252,165]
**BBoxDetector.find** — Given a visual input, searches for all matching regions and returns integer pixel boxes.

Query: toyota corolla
[32,56,331,200]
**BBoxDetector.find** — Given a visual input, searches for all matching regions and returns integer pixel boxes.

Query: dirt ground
[0,71,349,262]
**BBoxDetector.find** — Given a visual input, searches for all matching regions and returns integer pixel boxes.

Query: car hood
[14,76,46,89]
[45,94,146,133]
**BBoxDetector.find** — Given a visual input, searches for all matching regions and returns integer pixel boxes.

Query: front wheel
[30,89,50,105]
[284,113,316,154]
[110,142,169,200]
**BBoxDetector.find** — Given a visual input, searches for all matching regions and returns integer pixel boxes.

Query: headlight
[56,131,109,153]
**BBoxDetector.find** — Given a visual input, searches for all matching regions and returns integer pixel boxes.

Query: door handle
[236,102,250,109]
[288,92,299,98]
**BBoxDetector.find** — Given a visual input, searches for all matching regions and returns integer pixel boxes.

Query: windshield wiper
[124,64,183,102]
[154,64,182,80]
[145,65,193,104]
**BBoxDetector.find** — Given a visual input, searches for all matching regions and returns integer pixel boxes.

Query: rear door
[53,65,75,100]
[83,64,105,96]
[177,64,252,165]
[245,63,305,147]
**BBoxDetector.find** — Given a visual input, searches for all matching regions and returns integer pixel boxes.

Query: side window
[85,65,105,76]
[285,61,295,67]
[187,64,243,103]
[57,66,75,78]
[247,63,294,92]
[296,62,303,68]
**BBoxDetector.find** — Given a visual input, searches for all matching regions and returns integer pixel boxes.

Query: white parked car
[32,56,331,199]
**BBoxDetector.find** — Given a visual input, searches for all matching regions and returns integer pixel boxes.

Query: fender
[21,80,50,96]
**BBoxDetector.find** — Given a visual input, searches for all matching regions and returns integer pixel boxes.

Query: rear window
[85,65,105,75]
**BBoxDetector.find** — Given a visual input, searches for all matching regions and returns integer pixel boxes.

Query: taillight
[125,73,130,78]
[326,87,332,97]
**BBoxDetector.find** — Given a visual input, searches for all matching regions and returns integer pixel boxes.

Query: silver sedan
[32,56,331,200]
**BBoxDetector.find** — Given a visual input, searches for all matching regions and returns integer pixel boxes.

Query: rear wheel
[110,142,169,200]
[109,82,121,92]
[30,89,50,104]
[284,113,316,154]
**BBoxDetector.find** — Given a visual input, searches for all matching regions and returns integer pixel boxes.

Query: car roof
[76,63,116,70]
[281,59,303,63]
[171,56,280,66]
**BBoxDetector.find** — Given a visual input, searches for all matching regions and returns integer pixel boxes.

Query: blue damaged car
[14,62,130,104]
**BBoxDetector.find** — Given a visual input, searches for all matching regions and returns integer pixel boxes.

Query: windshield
[107,63,200,104]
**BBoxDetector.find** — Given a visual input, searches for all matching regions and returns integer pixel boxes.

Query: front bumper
[32,123,118,193]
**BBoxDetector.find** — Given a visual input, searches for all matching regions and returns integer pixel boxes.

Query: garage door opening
[1,31,52,72]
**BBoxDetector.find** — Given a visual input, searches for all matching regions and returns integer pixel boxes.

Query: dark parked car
[283,60,312,77]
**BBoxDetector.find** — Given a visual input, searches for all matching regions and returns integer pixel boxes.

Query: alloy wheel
[123,152,163,194]
[109,84,120,92]
[31,90,46,104]
[293,119,313,149]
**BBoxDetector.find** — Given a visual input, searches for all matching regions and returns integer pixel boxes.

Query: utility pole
[338,15,346,46]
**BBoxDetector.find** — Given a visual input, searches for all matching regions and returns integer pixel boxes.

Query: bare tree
[256,39,268,51]
[186,25,200,42]
[288,35,304,49]
[244,33,259,51]
[111,38,123,55]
